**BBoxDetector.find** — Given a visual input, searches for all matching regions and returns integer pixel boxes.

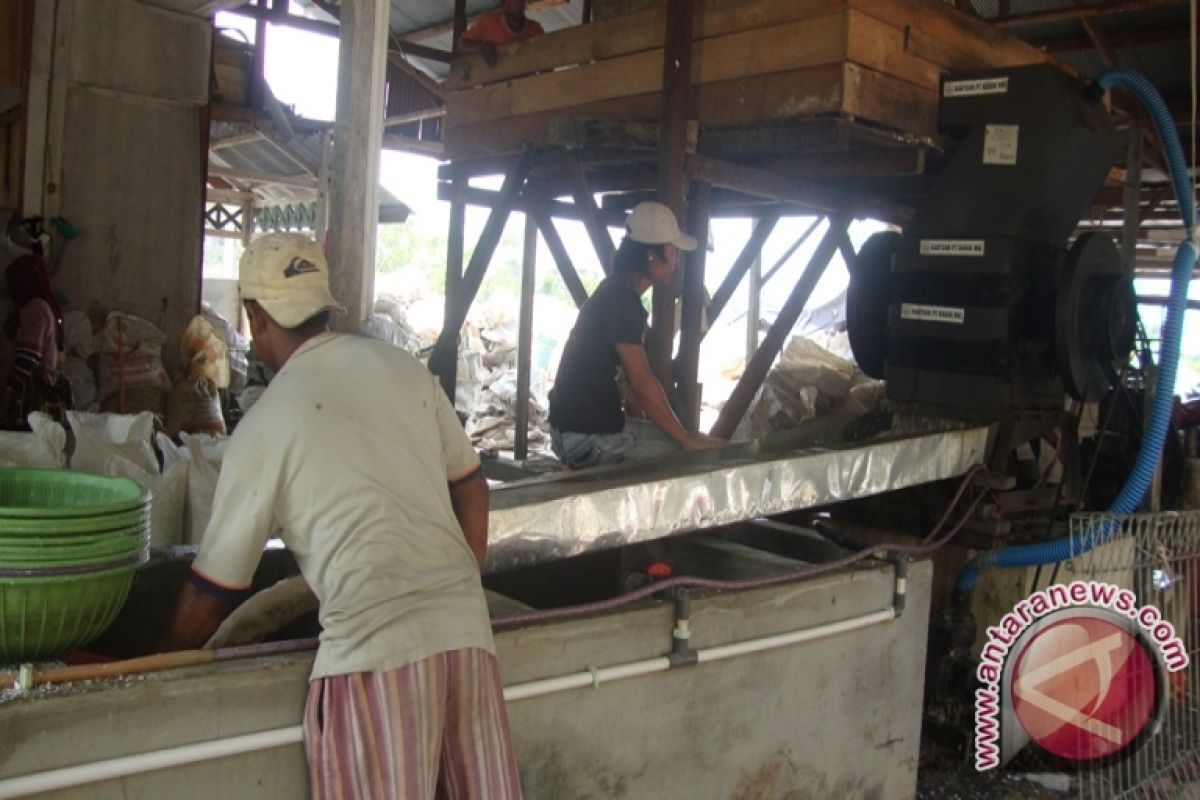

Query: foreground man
[548,201,725,468]
[161,233,521,799]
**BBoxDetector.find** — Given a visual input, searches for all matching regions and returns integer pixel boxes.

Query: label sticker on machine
[901,303,966,325]
[919,240,986,257]
[983,124,1019,166]
[943,77,1009,97]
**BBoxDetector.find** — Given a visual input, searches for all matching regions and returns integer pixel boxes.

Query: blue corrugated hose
[956,69,1199,593]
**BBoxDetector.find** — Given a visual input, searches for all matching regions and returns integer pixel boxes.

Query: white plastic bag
[104,452,187,548]
[0,412,67,468]
[67,410,158,475]
[180,432,228,545]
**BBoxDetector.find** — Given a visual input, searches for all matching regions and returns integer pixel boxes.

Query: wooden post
[250,0,268,110]
[515,212,538,460]
[533,207,589,309]
[746,220,762,365]
[710,217,846,440]
[440,174,467,400]
[563,152,614,274]
[452,0,467,55]
[676,179,710,431]
[1121,126,1143,271]
[704,210,780,333]
[430,151,534,399]
[648,0,695,385]
[328,0,390,332]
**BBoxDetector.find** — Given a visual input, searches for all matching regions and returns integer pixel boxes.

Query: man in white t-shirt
[160,232,521,800]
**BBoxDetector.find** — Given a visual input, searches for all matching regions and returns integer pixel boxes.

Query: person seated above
[548,201,725,469]
[458,0,545,66]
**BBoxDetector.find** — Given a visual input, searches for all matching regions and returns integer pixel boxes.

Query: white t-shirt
[192,333,493,679]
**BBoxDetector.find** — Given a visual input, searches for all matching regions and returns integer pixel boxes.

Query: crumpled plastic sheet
[483,426,989,573]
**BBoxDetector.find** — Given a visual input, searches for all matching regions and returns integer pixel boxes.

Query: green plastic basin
[0,562,140,662]
[0,507,150,536]
[0,469,149,520]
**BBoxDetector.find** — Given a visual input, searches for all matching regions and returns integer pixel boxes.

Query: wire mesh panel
[1067,511,1200,799]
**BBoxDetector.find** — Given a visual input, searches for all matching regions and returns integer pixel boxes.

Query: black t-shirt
[549,276,648,434]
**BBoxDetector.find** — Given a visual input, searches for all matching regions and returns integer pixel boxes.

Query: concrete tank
[0,524,931,799]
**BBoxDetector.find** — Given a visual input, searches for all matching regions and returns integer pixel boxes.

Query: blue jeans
[551,419,681,468]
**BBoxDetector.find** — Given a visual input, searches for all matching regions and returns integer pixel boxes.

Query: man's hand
[682,432,725,452]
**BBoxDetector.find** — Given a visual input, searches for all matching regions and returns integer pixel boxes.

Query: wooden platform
[443,0,1069,162]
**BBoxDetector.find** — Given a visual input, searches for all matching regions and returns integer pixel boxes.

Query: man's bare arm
[449,466,489,569]
[159,580,236,652]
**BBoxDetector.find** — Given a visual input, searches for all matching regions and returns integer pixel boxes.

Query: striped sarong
[304,648,522,799]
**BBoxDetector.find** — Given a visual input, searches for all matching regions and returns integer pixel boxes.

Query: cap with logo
[239,232,346,328]
[624,201,698,252]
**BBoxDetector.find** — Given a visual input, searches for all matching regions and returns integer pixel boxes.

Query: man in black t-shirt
[548,201,725,468]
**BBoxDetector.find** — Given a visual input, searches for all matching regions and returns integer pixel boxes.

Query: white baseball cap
[625,201,698,251]
[239,232,345,328]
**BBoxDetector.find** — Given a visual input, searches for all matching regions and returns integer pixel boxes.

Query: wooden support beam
[385,52,446,100]
[249,0,268,110]
[761,216,823,286]
[687,153,907,224]
[704,210,781,330]
[532,207,590,308]
[649,0,696,386]
[452,0,467,55]
[328,0,390,331]
[226,3,341,37]
[992,0,1185,28]
[1073,0,1120,67]
[380,132,445,156]
[1040,24,1192,53]
[210,131,266,151]
[383,107,446,127]
[676,179,711,431]
[442,175,467,401]
[515,213,538,460]
[437,181,587,221]
[389,41,452,64]
[563,151,615,274]
[430,151,534,399]
[208,165,317,190]
[710,217,846,440]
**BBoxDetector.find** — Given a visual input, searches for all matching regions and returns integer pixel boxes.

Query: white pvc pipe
[0,607,895,798]
[503,657,672,701]
[696,607,897,663]
[0,726,303,800]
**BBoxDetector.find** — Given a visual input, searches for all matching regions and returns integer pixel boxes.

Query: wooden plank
[446,0,851,90]
[845,0,1058,71]
[840,62,938,142]
[444,64,852,159]
[844,9,943,92]
[706,209,780,327]
[446,13,848,127]
[533,208,589,309]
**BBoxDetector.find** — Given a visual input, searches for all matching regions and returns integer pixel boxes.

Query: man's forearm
[632,378,690,443]
[449,469,489,569]
[159,580,234,652]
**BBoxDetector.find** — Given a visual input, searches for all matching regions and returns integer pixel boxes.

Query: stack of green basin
[0,469,150,662]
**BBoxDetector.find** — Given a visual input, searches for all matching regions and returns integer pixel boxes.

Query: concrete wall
[28,0,209,362]
[0,558,931,800]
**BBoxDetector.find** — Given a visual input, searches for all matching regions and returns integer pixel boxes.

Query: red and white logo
[1009,613,1158,761]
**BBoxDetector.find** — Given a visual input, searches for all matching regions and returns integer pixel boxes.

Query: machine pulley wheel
[846,231,899,380]
[1054,232,1133,402]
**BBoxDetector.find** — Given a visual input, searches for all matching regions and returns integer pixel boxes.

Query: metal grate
[1066,511,1200,799]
